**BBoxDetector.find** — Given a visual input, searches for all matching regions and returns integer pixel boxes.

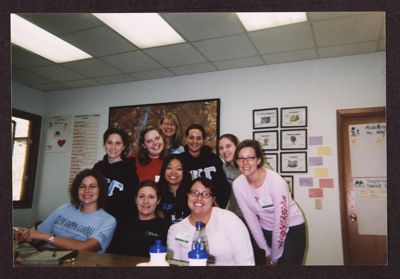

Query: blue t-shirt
[38,203,116,253]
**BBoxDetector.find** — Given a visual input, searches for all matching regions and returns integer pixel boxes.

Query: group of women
[14,112,306,266]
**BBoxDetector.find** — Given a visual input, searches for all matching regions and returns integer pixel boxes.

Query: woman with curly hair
[14,169,116,253]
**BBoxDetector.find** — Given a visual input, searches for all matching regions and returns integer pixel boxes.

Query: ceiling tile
[18,13,102,35]
[214,56,264,70]
[194,34,258,61]
[61,79,101,88]
[132,69,175,80]
[31,82,71,92]
[318,41,378,58]
[12,69,54,85]
[163,13,244,41]
[313,13,384,47]
[63,58,122,77]
[144,43,207,67]
[29,65,86,82]
[378,40,385,51]
[102,51,163,73]
[307,12,373,21]
[263,48,317,64]
[249,22,315,54]
[170,63,216,75]
[94,74,137,84]
[11,46,54,68]
[61,26,137,57]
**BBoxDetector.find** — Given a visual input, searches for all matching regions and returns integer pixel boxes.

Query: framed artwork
[109,98,220,153]
[281,175,294,199]
[253,130,278,151]
[281,106,307,128]
[280,129,308,150]
[263,152,278,172]
[280,152,308,173]
[253,108,278,129]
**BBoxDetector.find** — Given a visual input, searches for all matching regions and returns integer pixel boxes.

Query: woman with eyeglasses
[232,140,306,265]
[159,112,184,155]
[181,124,231,209]
[167,177,255,265]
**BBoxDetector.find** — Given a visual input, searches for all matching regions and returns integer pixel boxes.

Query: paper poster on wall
[68,114,101,186]
[349,123,386,177]
[45,116,72,152]
[354,177,387,235]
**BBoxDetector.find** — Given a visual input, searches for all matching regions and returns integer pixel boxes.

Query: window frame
[12,109,41,209]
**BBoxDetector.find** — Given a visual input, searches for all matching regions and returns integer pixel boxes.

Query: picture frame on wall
[280,129,308,150]
[109,98,220,153]
[263,152,278,172]
[253,130,278,151]
[280,151,308,173]
[281,106,307,128]
[253,108,278,129]
[281,175,294,199]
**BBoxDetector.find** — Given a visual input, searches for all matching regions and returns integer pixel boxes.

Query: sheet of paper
[314,168,329,177]
[299,177,313,187]
[309,188,323,198]
[317,146,332,156]
[319,178,334,188]
[309,136,323,145]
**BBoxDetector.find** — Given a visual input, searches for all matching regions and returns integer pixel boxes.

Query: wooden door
[337,107,387,265]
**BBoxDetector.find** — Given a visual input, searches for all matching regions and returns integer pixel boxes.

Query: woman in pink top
[232,139,306,265]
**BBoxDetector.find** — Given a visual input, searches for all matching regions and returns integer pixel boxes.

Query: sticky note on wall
[319,178,334,188]
[309,136,323,145]
[309,156,323,166]
[309,188,324,198]
[317,146,332,156]
[314,168,329,177]
[315,199,323,210]
[299,177,313,187]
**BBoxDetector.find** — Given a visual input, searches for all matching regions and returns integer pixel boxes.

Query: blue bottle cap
[188,243,208,259]
[149,239,167,253]
[195,221,203,230]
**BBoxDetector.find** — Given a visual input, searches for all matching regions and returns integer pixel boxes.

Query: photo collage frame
[252,106,309,199]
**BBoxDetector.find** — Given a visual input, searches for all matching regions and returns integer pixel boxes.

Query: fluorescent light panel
[237,12,307,31]
[10,14,92,63]
[93,13,185,48]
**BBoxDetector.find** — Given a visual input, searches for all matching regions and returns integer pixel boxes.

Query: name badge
[175,231,191,244]
[258,196,274,209]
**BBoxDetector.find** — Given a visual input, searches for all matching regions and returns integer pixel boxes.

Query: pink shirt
[232,169,304,262]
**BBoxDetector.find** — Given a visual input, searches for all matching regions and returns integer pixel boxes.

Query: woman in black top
[157,154,191,224]
[106,180,169,257]
[181,124,231,208]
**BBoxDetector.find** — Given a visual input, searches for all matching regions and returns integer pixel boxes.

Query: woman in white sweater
[167,177,255,266]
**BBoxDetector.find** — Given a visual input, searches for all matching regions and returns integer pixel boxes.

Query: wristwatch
[47,234,56,244]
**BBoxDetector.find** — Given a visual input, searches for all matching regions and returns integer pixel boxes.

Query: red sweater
[128,153,163,182]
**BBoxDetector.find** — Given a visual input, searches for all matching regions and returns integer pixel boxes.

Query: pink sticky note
[320,178,334,188]
[309,188,324,198]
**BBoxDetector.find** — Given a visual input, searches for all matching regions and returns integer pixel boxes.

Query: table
[15,250,149,267]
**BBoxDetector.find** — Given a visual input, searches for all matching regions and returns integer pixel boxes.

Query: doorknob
[350,214,358,222]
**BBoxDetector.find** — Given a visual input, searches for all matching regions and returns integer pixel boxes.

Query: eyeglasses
[236,156,257,163]
[189,190,213,199]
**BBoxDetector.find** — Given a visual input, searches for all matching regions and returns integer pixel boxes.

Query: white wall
[12,52,386,265]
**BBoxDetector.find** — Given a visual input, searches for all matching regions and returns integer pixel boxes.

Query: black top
[181,145,231,208]
[106,217,170,257]
[93,155,139,223]
[158,191,191,225]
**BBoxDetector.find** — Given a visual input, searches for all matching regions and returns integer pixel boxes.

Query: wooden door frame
[336,106,386,265]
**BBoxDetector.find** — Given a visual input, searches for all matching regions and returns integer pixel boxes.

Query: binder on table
[20,250,79,265]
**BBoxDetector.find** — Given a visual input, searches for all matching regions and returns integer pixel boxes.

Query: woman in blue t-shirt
[14,169,116,253]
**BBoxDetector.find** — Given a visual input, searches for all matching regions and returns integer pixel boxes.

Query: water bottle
[188,242,208,266]
[148,239,169,266]
[191,221,209,253]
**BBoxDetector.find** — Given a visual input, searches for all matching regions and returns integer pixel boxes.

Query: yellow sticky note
[317,146,332,156]
[314,168,329,177]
